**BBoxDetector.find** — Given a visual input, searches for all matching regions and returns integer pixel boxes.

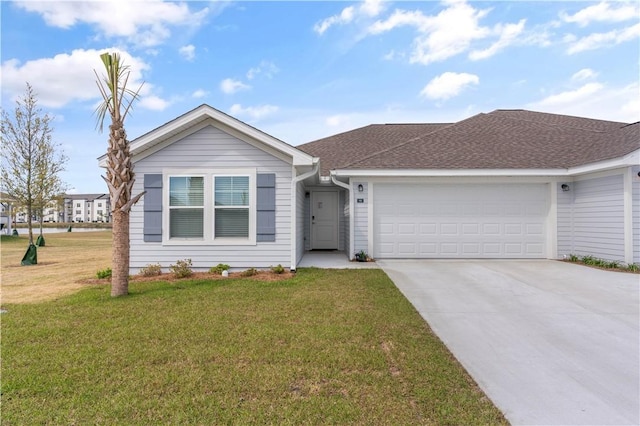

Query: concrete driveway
[378,260,639,426]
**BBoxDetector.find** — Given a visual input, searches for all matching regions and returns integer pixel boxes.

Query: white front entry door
[311,191,339,249]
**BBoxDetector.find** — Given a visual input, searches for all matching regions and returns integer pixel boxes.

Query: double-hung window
[164,169,256,245]
[214,176,250,238]
[169,176,204,238]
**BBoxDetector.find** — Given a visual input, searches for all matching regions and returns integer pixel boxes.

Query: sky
[1,0,638,194]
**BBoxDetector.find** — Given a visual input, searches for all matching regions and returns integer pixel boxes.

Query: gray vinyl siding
[338,190,346,252]
[343,189,351,258]
[633,166,640,265]
[295,180,306,265]
[562,174,625,261]
[353,181,368,255]
[556,182,574,258]
[129,125,292,273]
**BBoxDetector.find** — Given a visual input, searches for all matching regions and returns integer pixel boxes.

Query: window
[169,176,204,238]
[75,209,81,215]
[214,176,249,238]
[164,169,255,245]
[76,203,81,208]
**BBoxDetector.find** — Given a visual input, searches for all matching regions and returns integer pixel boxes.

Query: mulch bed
[81,270,296,285]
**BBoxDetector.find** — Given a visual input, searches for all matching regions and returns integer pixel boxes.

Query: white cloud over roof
[420,72,479,101]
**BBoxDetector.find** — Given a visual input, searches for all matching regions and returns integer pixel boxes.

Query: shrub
[170,259,193,278]
[96,267,112,279]
[605,260,620,269]
[271,264,285,274]
[627,263,639,272]
[568,254,579,262]
[209,263,230,275]
[240,267,258,277]
[139,263,162,277]
[581,255,596,266]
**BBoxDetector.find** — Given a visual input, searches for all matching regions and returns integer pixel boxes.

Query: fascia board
[566,150,640,176]
[331,168,569,177]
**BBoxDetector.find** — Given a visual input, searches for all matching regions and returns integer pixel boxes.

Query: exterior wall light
[561,184,570,192]
[358,184,364,192]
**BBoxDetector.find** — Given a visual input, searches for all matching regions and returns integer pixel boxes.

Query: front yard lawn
[2,269,506,424]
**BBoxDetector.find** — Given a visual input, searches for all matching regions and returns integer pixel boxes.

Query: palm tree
[95,52,144,297]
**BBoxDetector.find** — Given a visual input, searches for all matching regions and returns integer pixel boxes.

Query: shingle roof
[297,123,450,175]
[299,110,638,173]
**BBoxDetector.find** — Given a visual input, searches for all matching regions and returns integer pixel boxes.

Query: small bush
[209,263,230,275]
[627,263,639,272]
[170,259,193,278]
[96,267,112,279]
[605,260,620,269]
[581,255,596,265]
[240,267,258,277]
[139,263,162,277]
[568,254,579,262]
[271,264,285,274]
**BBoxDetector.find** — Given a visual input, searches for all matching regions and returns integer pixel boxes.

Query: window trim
[162,168,256,246]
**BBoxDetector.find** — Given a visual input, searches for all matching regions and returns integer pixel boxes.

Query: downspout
[290,160,320,272]
[330,174,353,260]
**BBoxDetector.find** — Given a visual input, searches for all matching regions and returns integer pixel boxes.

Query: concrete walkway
[378,259,640,426]
[298,251,379,269]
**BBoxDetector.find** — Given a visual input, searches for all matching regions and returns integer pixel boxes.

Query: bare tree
[94,52,144,297]
[1,83,68,247]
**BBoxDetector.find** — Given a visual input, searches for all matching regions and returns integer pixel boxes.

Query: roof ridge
[340,114,483,169]
[489,109,627,133]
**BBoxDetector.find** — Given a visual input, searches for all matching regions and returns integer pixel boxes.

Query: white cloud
[313,0,386,35]
[560,1,640,27]
[314,6,355,35]
[179,45,195,61]
[138,95,171,111]
[571,68,598,82]
[220,78,251,94]
[192,89,208,99]
[15,0,209,47]
[469,19,526,60]
[533,82,604,107]
[566,23,640,54]
[368,1,529,65]
[326,114,351,127]
[229,104,279,121]
[0,48,169,110]
[420,72,479,100]
[528,81,639,123]
[246,61,279,80]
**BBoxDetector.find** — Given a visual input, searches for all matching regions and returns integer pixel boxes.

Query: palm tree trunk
[111,209,129,296]
[107,121,132,297]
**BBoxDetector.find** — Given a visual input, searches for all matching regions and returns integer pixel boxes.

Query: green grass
[2,269,506,424]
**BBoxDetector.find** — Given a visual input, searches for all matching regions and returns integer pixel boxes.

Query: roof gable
[98,104,316,167]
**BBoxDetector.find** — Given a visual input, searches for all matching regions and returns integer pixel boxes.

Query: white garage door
[374,183,548,258]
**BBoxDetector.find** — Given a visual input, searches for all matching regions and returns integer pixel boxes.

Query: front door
[311,191,338,249]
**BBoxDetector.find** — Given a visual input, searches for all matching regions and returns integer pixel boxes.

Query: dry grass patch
[1,232,112,304]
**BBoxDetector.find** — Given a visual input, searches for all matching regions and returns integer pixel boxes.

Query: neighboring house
[99,104,640,273]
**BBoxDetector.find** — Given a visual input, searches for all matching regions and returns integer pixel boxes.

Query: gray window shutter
[144,174,163,242]
[256,173,276,242]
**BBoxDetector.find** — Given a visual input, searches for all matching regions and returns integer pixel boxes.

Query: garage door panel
[462,223,479,235]
[374,184,548,259]
[420,223,437,234]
